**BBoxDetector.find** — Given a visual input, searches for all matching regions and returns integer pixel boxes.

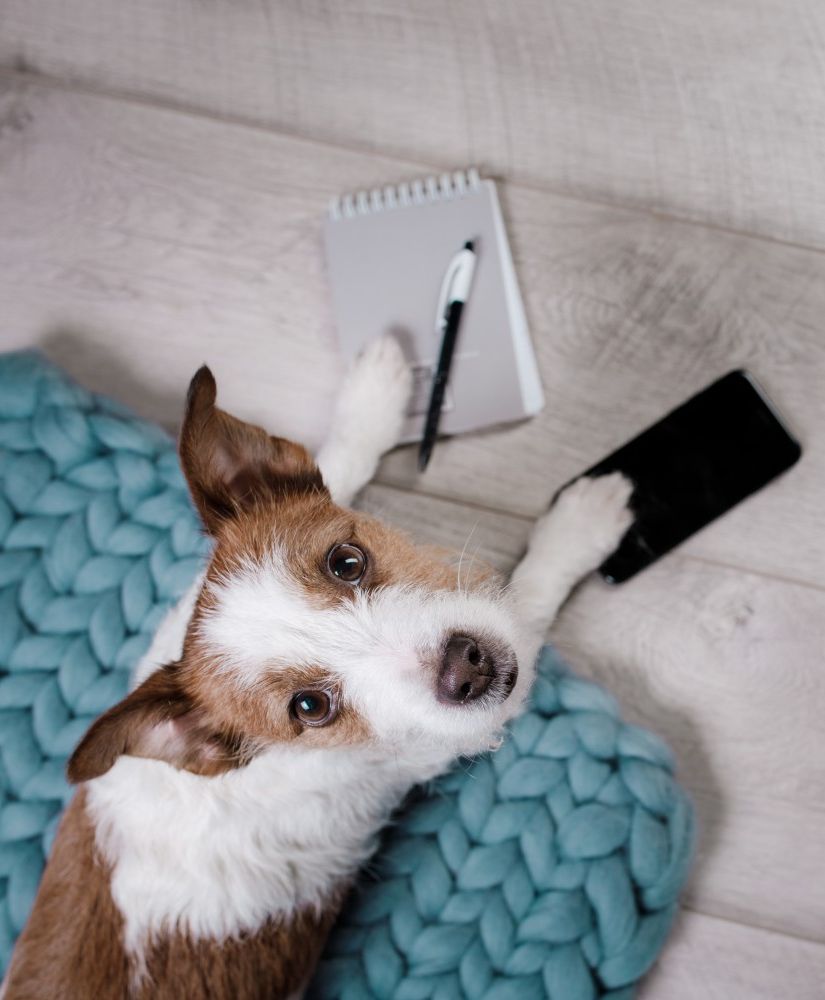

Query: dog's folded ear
[67,667,245,782]
[180,366,327,535]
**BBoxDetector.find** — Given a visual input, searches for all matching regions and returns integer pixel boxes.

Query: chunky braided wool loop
[0,351,208,970]
[311,648,694,1000]
[0,352,694,995]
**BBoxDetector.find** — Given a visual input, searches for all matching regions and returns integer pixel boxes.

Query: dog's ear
[67,667,245,782]
[179,366,326,535]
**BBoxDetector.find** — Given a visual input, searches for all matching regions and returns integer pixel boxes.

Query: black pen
[418,240,478,471]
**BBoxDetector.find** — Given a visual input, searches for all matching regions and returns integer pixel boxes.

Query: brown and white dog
[4,337,633,999]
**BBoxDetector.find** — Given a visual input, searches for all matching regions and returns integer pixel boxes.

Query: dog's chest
[85,752,385,954]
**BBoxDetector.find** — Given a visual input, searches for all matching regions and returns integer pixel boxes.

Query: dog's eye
[290,690,336,727]
[326,543,367,584]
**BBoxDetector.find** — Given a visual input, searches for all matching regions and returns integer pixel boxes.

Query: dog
[4,336,633,999]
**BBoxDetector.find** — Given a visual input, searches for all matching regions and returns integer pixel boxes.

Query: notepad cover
[324,172,544,443]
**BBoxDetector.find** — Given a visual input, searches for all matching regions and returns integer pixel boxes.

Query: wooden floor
[1,3,824,995]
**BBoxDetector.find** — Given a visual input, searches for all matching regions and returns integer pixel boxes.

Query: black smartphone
[584,370,802,583]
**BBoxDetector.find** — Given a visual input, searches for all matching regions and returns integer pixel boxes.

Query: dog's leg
[316,334,412,506]
[510,473,635,653]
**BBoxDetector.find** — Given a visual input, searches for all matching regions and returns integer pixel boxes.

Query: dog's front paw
[551,472,635,565]
[358,332,413,388]
[512,471,635,626]
[338,334,413,449]
[318,335,414,504]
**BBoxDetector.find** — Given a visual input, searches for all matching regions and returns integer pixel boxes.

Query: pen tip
[464,240,475,252]
[417,448,431,473]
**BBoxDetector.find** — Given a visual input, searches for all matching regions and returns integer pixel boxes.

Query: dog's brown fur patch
[180,366,327,536]
[133,902,341,1000]
[4,789,129,999]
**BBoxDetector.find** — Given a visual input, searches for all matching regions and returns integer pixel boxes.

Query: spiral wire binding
[328,168,482,221]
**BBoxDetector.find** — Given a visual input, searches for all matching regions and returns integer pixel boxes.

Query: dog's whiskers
[455,520,480,594]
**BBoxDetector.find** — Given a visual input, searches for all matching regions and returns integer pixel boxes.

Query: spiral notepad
[323,169,544,443]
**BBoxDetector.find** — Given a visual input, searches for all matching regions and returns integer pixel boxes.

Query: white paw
[525,472,635,579]
[338,334,413,448]
[317,335,414,504]
[549,472,635,563]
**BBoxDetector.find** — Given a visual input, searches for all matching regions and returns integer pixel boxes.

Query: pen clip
[435,253,465,334]
[434,244,476,334]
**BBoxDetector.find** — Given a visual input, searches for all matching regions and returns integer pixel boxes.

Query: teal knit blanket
[0,351,694,996]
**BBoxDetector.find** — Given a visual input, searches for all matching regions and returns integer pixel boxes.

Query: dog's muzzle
[436,634,518,706]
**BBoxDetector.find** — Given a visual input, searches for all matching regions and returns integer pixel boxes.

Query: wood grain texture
[360,485,825,941]
[638,910,825,999]
[0,75,346,450]
[357,484,531,574]
[1,78,823,590]
[4,0,825,247]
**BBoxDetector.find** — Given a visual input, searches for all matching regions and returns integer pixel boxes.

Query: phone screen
[585,370,802,583]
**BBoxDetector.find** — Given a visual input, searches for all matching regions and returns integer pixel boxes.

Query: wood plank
[361,485,825,942]
[357,484,531,573]
[1,79,823,589]
[3,1,825,248]
[638,910,825,1000]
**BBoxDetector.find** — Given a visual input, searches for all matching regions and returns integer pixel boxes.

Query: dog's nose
[437,635,496,704]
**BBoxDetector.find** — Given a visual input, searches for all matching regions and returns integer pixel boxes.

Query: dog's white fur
[315,333,414,507]
[87,335,633,972]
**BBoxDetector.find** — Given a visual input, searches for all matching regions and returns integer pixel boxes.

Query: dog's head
[69,368,529,786]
